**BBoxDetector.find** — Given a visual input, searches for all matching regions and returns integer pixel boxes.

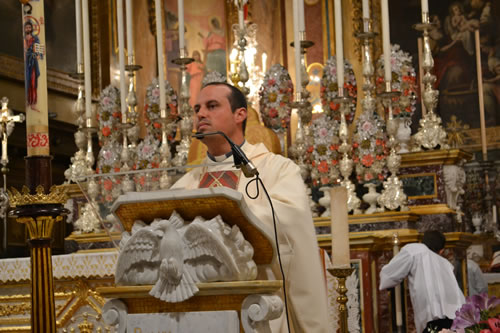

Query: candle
[330,186,350,268]
[493,205,497,224]
[421,0,428,14]
[334,0,344,95]
[178,0,185,52]
[475,29,487,160]
[82,0,92,119]
[362,0,369,32]
[298,0,305,32]
[381,0,392,83]
[362,0,369,19]
[292,0,302,96]
[262,52,267,73]
[393,235,403,327]
[155,0,166,111]
[116,0,127,119]
[75,0,82,68]
[238,5,244,31]
[125,0,134,64]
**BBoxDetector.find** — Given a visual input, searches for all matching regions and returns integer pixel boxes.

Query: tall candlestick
[293,0,302,96]
[155,0,166,110]
[82,0,92,121]
[178,0,185,51]
[381,0,391,83]
[125,0,134,64]
[298,0,305,32]
[330,186,350,268]
[75,0,82,68]
[334,0,344,95]
[117,0,127,119]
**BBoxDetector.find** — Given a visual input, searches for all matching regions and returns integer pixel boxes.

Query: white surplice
[379,243,465,333]
[172,142,329,333]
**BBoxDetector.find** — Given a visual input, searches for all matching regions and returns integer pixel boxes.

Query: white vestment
[172,142,329,333]
[379,243,465,333]
[467,259,488,296]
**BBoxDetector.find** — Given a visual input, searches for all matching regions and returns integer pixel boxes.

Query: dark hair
[422,230,446,254]
[203,82,247,132]
[24,21,33,29]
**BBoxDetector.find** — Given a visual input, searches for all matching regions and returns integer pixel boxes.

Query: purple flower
[468,293,500,312]
[451,303,481,329]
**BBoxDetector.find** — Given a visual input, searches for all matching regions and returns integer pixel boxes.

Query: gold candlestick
[328,267,355,333]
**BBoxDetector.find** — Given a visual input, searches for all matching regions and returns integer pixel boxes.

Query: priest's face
[194,84,245,144]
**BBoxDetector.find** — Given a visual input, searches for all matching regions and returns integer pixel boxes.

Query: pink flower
[319,128,328,138]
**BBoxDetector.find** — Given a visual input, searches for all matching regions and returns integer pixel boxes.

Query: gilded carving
[0,303,30,317]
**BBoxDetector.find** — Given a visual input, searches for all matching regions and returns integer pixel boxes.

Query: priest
[171,82,329,332]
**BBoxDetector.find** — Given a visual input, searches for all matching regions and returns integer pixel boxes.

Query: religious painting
[388,0,500,151]
[163,0,229,106]
[0,0,109,97]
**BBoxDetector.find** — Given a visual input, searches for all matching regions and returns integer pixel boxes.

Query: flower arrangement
[375,44,417,118]
[144,77,178,142]
[306,113,341,186]
[436,293,500,333]
[259,64,294,132]
[320,57,357,124]
[135,134,161,170]
[97,85,122,143]
[352,111,388,184]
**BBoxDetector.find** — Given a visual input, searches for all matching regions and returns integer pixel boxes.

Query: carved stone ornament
[241,294,284,332]
[115,211,257,302]
[443,164,466,211]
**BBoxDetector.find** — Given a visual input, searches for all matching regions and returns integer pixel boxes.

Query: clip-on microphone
[192,131,259,178]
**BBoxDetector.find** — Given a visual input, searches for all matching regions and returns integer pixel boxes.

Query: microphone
[192,131,259,178]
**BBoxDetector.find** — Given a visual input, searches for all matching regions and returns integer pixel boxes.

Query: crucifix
[0,97,25,253]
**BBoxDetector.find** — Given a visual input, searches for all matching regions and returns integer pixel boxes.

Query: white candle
[330,186,350,268]
[262,52,267,73]
[493,205,497,224]
[2,139,7,162]
[82,0,92,118]
[334,0,344,95]
[293,0,302,96]
[178,0,185,51]
[298,0,305,32]
[155,0,166,110]
[75,0,82,68]
[421,0,428,14]
[117,0,127,119]
[125,0,134,64]
[238,6,244,31]
[381,0,392,83]
[362,0,369,19]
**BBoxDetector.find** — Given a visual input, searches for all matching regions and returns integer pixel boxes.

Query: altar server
[379,230,465,333]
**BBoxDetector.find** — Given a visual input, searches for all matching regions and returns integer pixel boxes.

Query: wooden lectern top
[111,187,276,265]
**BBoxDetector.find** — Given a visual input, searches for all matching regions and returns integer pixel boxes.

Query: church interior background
[0,0,499,331]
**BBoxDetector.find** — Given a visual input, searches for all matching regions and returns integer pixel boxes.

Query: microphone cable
[245,175,291,333]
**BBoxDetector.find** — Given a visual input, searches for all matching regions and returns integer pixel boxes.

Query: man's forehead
[198,85,230,103]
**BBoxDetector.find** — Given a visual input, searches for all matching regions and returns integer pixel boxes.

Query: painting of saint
[389,0,500,149]
[23,19,42,106]
[165,0,228,101]
[199,17,227,77]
